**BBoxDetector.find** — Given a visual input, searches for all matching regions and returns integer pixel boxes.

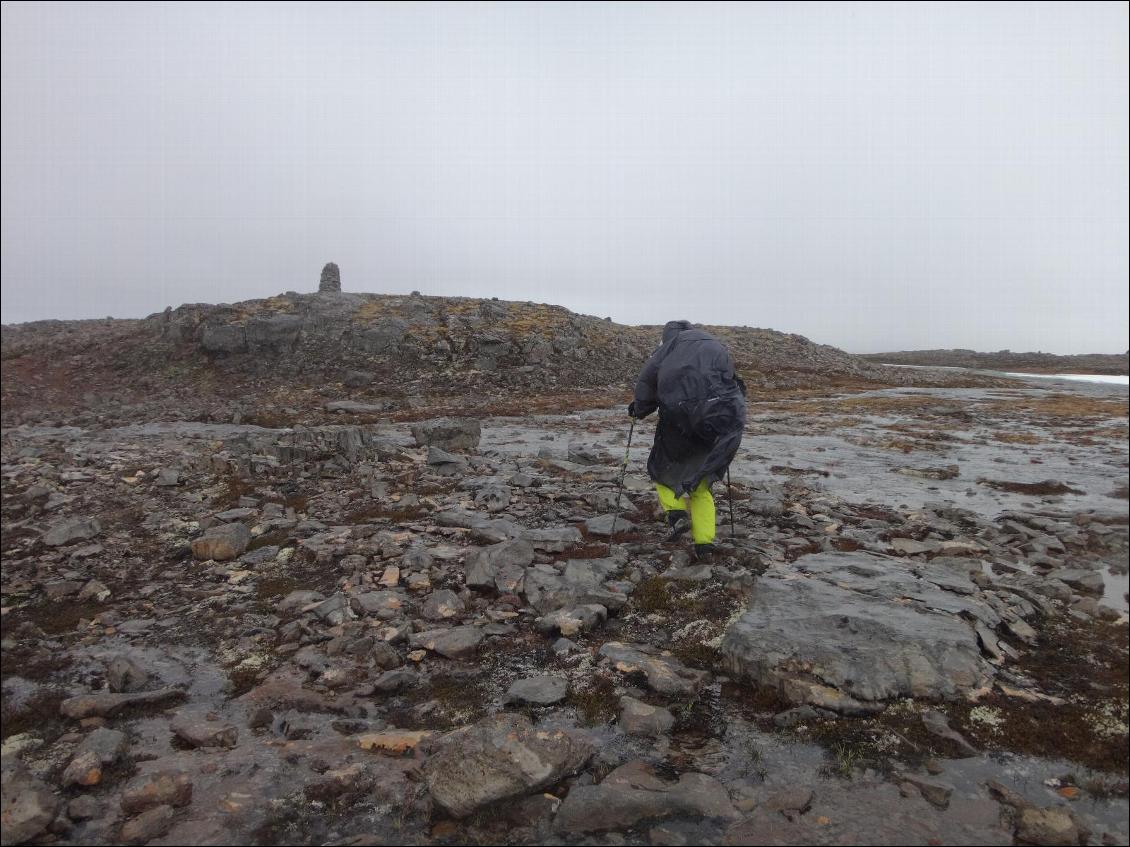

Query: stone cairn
[319,262,341,293]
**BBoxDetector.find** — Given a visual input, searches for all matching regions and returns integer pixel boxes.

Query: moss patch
[569,674,619,726]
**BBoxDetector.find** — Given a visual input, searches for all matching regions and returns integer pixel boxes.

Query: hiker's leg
[656,483,691,538]
[688,480,716,545]
[655,483,684,514]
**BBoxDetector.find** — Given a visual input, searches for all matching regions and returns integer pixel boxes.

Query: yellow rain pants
[655,480,716,545]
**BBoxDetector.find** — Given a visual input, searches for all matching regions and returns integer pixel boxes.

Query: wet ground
[1,373,1126,846]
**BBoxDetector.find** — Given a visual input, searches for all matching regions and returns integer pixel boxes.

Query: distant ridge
[2,290,1006,428]
[860,349,1128,376]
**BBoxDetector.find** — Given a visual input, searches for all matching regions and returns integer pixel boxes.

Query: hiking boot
[693,543,715,561]
[666,510,691,542]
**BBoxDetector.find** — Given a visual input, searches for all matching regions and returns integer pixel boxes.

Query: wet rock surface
[423,713,593,818]
[722,552,995,706]
[0,364,1126,845]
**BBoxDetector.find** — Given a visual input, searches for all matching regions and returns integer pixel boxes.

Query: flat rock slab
[435,510,582,552]
[1045,568,1104,594]
[170,716,238,748]
[409,626,483,660]
[505,675,569,705]
[525,559,628,614]
[60,687,184,719]
[554,760,737,834]
[411,417,481,451]
[43,516,102,547]
[424,713,592,818]
[585,514,636,537]
[599,642,708,696]
[720,553,993,705]
[722,777,1011,846]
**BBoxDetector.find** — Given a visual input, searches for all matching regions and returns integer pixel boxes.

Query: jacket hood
[661,320,693,344]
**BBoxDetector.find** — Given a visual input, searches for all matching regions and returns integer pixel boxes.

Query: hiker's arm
[631,354,661,418]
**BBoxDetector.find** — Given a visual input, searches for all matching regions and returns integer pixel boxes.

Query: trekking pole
[609,417,636,551]
[726,466,736,539]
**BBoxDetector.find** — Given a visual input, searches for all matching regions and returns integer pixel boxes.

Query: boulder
[409,626,483,660]
[466,539,535,592]
[1045,568,1104,595]
[422,589,465,621]
[0,759,59,844]
[504,675,569,706]
[246,314,302,351]
[411,417,482,452]
[191,523,251,561]
[60,728,129,786]
[120,804,175,844]
[427,446,469,475]
[1016,807,1087,846]
[424,713,592,818]
[474,484,511,512]
[619,696,675,736]
[355,317,408,354]
[120,771,193,815]
[200,323,247,353]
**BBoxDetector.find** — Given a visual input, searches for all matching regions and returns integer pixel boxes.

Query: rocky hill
[2,290,998,428]
[861,348,1129,375]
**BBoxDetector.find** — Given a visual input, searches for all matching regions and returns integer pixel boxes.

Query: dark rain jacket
[632,320,746,494]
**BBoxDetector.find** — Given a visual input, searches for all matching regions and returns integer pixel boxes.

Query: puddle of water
[998,372,1129,386]
[1102,565,1130,614]
[881,364,1129,387]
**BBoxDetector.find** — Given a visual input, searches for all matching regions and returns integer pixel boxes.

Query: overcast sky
[2,2,1127,353]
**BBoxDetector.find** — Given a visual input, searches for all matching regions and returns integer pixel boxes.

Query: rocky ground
[2,344,1128,845]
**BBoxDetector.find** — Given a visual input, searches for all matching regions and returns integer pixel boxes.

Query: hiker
[628,320,746,558]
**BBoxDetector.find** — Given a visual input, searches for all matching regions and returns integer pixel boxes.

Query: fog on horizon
[2,2,1127,355]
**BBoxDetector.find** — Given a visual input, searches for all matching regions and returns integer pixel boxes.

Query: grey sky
[2,2,1127,354]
